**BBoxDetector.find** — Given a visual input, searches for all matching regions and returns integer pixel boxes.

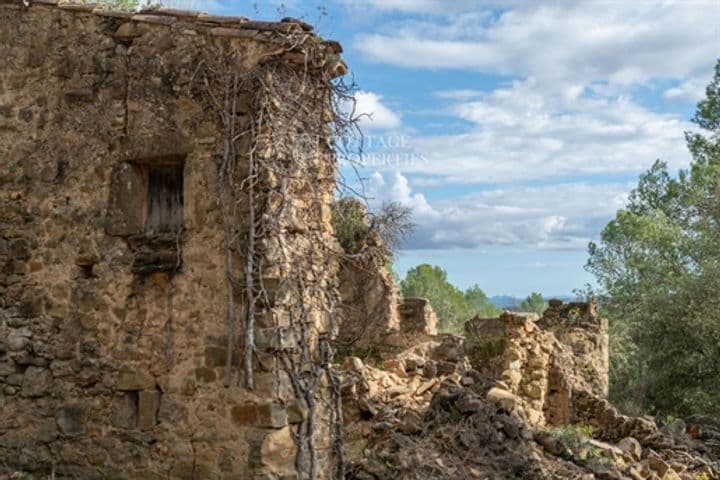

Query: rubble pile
[335,301,720,480]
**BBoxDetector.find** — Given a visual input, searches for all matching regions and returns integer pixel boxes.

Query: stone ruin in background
[339,296,719,478]
[464,300,664,445]
[466,300,611,427]
[333,199,437,358]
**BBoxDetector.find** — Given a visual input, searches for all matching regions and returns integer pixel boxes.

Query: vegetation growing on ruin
[331,197,414,258]
[186,25,358,478]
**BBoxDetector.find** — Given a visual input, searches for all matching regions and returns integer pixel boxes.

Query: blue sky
[176,0,719,296]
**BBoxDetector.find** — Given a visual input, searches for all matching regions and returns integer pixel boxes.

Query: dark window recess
[146,164,184,234]
[106,157,185,275]
[79,264,94,279]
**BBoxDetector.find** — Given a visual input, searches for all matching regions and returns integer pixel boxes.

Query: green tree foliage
[400,264,499,333]
[518,292,548,315]
[331,198,413,258]
[331,198,369,255]
[465,284,502,318]
[114,0,140,10]
[587,59,720,417]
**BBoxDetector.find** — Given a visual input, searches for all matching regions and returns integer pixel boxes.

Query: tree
[331,198,413,258]
[400,264,498,333]
[587,59,720,417]
[518,292,547,315]
[464,284,502,318]
[401,264,467,333]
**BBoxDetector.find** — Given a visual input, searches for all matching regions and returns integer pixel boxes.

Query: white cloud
[364,78,692,183]
[353,91,402,130]
[664,75,714,103]
[368,172,633,250]
[434,89,485,100]
[346,1,713,184]
[354,1,719,88]
[338,0,479,14]
[342,0,715,254]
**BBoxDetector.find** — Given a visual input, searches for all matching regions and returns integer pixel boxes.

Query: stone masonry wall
[398,298,437,336]
[335,257,401,354]
[539,299,609,396]
[0,3,343,479]
[465,301,609,427]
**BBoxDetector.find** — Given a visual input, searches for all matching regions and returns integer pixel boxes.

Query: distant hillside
[489,295,523,309]
[490,294,574,310]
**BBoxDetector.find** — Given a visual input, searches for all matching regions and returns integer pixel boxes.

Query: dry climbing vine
[189,29,362,480]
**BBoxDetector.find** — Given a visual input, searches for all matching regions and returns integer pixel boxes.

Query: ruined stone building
[7,3,712,480]
[0,2,347,478]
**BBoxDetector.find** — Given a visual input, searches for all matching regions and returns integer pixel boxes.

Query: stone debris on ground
[335,301,720,480]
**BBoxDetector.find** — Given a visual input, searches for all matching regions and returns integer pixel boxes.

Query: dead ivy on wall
[189,32,360,479]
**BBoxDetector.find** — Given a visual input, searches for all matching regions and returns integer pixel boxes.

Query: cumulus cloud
[664,75,714,103]
[368,78,692,184]
[354,1,719,88]
[368,172,632,251]
[352,91,402,130]
[370,171,435,214]
[345,1,713,184]
[337,0,480,14]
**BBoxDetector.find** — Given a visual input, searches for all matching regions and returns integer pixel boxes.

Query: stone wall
[335,270,438,355]
[335,257,401,354]
[539,299,609,396]
[0,3,344,479]
[398,298,437,336]
[465,301,610,427]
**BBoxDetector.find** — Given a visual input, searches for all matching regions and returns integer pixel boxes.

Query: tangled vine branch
[189,30,363,479]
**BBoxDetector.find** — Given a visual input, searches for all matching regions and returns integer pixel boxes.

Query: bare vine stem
[189,31,364,477]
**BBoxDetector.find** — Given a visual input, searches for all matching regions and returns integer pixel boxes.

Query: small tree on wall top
[331,197,414,259]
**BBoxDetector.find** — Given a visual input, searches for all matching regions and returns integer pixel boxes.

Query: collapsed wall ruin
[333,199,436,356]
[0,2,347,478]
[341,300,719,479]
[465,301,610,427]
[463,301,672,449]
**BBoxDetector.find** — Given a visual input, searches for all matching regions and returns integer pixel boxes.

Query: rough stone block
[398,297,437,335]
[523,382,544,400]
[20,366,53,397]
[617,436,642,461]
[117,369,155,390]
[287,400,308,424]
[138,390,161,431]
[56,403,87,436]
[255,327,297,351]
[257,427,296,472]
[486,387,518,412]
[6,373,23,386]
[114,22,140,42]
[205,346,238,367]
[231,402,287,429]
[111,392,138,429]
[7,330,30,351]
[157,394,188,425]
[195,367,216,382]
